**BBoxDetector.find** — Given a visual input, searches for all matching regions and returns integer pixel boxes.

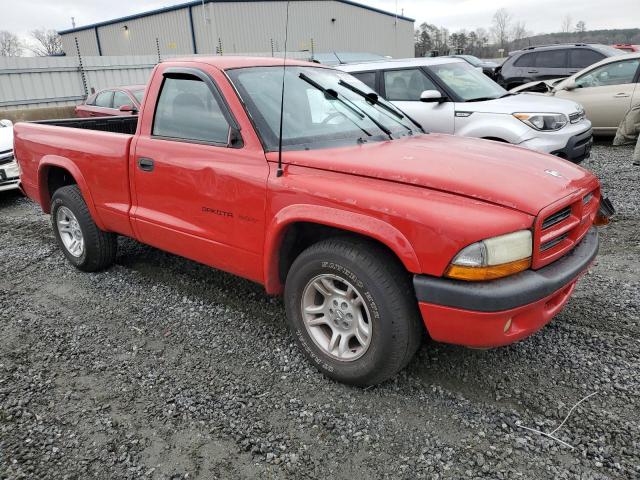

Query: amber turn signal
[445,257,532,281]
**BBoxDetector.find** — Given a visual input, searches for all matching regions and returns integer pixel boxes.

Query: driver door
[556,58,640,133]
[381,68,455,134]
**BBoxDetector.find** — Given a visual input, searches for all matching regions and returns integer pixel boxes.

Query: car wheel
[284,237,423,386]
[51,185,117,272]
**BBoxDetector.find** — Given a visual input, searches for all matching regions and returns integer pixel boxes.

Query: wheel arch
[38,157,105,229]
[263,205,421,295]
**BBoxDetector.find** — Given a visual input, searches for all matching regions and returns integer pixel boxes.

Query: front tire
[51,185,117,272]
[284,237,423,386]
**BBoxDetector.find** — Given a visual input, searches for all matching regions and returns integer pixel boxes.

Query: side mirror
[562,79,577,91]
[420,90,446,103]
[119,104,137,114]
[475,66,484,73]
[0,119,13,127]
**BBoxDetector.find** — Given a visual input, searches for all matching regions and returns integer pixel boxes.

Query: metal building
[58,0,414,59]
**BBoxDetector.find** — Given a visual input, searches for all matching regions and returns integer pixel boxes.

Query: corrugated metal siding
[61,1,413,58]
[0,55,158,111]
[61,28,101,56]
[95,9,193,56]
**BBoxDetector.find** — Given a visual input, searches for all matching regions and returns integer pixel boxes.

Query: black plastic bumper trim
[551,128,593,163]
[414,228,598,312]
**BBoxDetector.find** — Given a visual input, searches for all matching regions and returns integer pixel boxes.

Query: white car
[339,58,593,163]
[0,119,20,192]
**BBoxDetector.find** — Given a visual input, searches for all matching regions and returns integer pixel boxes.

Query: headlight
[513,113,567,131]
[445,230,532,281]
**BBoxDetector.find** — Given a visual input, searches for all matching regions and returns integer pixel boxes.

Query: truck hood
[459,92,581,116]
[277,134,597,216]
[0,122,13,152]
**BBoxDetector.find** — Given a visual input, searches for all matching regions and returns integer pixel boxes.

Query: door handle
[137,157,155,172]
[527,70,538,73]
[613,93,630,98]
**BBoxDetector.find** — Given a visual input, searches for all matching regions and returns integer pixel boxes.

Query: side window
[152,76,231,144]
[534,49,567,68]
[570,49,605,69]
[351,72,377,91]
[113,91,133,109]
[94,91,114,108]
[576,59,640,88]
[383,69,438,101]
[513,53,536,68]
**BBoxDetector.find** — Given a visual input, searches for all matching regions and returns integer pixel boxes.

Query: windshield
[428,62,506,101]
[458,55,482,67]
[132,89,145,104]
[228,66,420,151]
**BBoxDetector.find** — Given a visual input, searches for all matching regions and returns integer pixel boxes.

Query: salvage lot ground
[1,143,638,479]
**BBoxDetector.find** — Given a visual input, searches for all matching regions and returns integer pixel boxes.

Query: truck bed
[34,115,138,135]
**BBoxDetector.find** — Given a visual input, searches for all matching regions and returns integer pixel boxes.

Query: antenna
[276,0,290,178]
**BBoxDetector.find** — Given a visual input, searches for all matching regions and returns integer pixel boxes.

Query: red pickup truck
[14,57,601,386]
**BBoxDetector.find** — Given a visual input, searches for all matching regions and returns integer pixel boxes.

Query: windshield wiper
[465,96,499,102]
[338,79,416,135]
[338,80,404,119]
[299,73,393,139]
[299,73,365,120]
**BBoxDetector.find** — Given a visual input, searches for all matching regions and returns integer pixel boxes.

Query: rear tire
[51,185,117,272]
[284,237,423,386]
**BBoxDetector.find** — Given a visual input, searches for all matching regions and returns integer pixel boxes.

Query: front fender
[263,204,421,294]
[456,113,533,144]
[38,155,106,230]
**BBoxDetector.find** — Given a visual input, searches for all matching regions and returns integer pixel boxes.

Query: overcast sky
[1,0,639,39]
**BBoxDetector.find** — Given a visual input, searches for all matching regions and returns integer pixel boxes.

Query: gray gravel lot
[1,143,638,479]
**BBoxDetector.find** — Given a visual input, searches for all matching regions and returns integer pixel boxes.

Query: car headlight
[445,230,532,281]
[513,113,568,131]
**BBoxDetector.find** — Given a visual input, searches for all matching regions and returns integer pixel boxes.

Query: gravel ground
[1,143,638,480]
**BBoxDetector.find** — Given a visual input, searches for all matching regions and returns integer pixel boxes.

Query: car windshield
[228,66,420,151]
[458,55,482,67]
[132,89,145,103]
[428,62,507,101]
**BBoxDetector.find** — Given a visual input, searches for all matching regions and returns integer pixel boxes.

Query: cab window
[153,75,230,144]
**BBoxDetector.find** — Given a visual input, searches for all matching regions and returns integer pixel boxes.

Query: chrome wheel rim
[301,274,372,362]
[56,206,84,257]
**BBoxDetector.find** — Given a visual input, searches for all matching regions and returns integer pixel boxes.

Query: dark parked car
[448,54,500,79]
[75,85,145,118]
[496,43,623,90]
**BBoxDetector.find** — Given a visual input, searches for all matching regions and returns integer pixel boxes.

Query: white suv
[339,58,593,163]
[0,120,20,192]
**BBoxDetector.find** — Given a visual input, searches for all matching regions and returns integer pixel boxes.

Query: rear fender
[37,156,106,230]
[263,204,421,295]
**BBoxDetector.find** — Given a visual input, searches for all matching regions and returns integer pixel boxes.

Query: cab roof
[164,56,329,71]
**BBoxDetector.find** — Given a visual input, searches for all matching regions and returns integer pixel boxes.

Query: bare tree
[0,30,23,57]
[561,15,573,33]
[491,9,512,50]
[511,21,529,48]
[576,20,587,33]
[29,28,63,56]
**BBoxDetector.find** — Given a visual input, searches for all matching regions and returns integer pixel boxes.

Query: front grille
[542,206,571,229]
[533,187,599,268]
[541,233,568,251]
[0,153,14,166]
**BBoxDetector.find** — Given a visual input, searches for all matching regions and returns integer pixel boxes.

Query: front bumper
[414,228,598,348]
[550,128,593,164]
[0,159,20,193]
